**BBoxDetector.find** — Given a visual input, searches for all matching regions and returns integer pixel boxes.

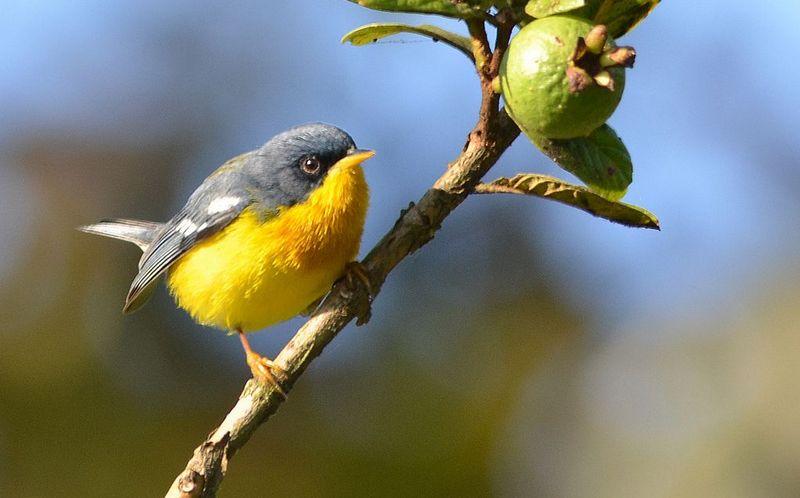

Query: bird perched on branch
[80,123,374,394]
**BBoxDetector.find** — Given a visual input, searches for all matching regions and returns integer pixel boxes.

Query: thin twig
[165,16,519,498]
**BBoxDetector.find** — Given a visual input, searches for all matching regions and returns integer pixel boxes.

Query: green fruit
[499,15,631,139]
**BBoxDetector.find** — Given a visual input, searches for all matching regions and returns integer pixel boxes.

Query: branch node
[176,470,204,498]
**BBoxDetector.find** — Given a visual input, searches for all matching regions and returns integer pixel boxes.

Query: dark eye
[300,156,322,175]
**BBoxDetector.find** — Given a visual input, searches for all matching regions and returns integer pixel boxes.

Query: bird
[79,123,375,394]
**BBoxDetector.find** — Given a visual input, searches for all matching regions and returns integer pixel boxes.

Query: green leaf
[573,0,660,38]
[531,124,633,201]
[476,174,659,229]
[347,0,492,19]
[524,0,585,19]
[341,23,474,61]
[531,124,632,201]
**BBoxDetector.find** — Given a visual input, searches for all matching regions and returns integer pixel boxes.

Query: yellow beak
[334,148,375,169]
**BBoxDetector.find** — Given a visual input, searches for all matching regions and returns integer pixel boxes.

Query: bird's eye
[300,156,322,175]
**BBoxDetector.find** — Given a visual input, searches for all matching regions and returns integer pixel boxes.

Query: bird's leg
[343,261,373,325]
[238,330,286,397]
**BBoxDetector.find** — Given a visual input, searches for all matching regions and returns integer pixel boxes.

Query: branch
[165,18,519,498]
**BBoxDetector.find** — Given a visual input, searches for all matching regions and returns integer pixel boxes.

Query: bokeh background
[1,1,799,496]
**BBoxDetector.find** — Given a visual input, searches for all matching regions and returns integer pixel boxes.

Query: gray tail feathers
[79,218,165,314]
[78,218,163,251]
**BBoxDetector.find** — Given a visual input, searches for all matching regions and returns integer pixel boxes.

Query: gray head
[246,123,367,207]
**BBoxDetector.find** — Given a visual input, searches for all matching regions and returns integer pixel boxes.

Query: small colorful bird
[80,123,374,393]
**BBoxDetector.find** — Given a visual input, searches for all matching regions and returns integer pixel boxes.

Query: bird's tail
[78,218,163,252]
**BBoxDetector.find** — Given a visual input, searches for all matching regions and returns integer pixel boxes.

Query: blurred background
[1,0,799,496]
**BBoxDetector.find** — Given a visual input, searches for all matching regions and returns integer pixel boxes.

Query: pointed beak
[337,148,375,168]
[348,148,375,158]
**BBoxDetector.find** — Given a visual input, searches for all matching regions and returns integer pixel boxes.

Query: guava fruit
[499,15,635,140]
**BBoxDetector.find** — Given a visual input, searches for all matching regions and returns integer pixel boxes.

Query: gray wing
[123,162,256,313]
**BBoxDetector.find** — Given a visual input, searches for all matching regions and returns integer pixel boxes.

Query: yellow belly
[166,163,368,332]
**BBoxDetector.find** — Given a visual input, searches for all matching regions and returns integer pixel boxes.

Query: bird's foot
[238,331,287,397]
[342,261,373,326]
[245,352,287,397]
[345,261,373,296]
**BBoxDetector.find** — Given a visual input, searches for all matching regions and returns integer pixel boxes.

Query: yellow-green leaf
[347,0,492,19]
[475,173,659,229]
[574,0,660,38]
[531,124,632,201]
[341,23,474,61]
[524,0,585,19]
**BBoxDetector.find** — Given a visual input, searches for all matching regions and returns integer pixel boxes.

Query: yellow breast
[166,162,368,332]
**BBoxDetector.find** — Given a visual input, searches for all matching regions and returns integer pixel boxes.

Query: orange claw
[343,261,373,326]
[344,261,373,297]
[238,331,286,397]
